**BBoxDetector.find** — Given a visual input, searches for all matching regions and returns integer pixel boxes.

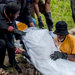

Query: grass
[35,0,75,30]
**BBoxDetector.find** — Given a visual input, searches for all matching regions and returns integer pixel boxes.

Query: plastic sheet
[22,27,75,75]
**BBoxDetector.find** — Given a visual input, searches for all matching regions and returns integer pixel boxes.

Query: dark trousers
[0,39,17,66]
[71,0,75,22]
[7,47,17,65]
[0,39,6,65]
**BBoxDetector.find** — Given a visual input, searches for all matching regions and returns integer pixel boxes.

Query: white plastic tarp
[22,27,75,75]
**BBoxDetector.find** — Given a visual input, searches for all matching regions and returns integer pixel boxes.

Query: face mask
[57,35,66,42]
[58,38,64,42]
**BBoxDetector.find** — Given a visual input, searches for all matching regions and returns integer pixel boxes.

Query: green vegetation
[35,0,75,30]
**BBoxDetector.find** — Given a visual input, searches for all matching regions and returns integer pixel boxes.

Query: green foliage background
[35,0,75,30]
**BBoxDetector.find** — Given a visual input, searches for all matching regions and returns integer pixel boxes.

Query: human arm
[33,0,44,28]
[50,51,75,61]
[50,51,68,60]
[45,0,51,13]
[23,0,34,27]
[44,0,53,31]
[0,28,15,48]
[67,54,75,61]
[34,0,40,18]
[8,26,25,40]
[70,0,75,23]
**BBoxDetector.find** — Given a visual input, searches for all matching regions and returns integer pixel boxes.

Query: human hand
[8,26,14,32]
[29,22,34,27]
[15,48,22,54]
[14,29,25,40]
[38,16,44,28]
[50,51,67,60]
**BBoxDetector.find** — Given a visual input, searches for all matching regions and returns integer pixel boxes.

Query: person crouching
[50,21,75,61]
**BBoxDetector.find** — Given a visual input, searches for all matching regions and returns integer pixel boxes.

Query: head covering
[5,2,21,14]
[54,21,69,35]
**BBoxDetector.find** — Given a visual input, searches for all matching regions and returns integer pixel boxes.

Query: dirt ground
[0,55,42,75]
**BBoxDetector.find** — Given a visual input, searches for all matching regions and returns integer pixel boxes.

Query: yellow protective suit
[54,34,75,55]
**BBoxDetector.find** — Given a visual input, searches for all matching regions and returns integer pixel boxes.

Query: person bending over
[0,2,25,73]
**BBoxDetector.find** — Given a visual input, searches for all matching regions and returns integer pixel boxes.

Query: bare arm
[67,54,75,61]
[45,0,51,13]
[33,0,40,18]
